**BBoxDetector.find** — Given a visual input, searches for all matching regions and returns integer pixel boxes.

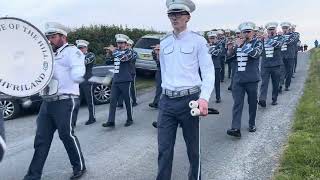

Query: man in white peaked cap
[258,22,284,108]
[226,22,263,138]
[76,39,96,125]
[279,22,299,91]
[102,34,137,128]
[24,22,86,180]
[157,0,215,179]
[117,38,138,108]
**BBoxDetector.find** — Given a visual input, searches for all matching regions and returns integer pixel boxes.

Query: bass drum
[0,17,54,97]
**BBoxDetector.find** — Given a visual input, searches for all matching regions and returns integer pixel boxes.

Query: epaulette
[59,43,76,54]
[160,33,173,42]
[191,31,204,37]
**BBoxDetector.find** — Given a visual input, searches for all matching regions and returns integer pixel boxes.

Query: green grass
[135,74,155,91]
[274,49,320,180]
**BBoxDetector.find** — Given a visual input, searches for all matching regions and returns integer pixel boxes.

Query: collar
[56,43,69,55]
[173,29,189,39]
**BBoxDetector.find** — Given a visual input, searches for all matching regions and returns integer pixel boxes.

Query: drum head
[0,17,54,97]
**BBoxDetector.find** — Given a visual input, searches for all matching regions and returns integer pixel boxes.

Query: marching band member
[157,0,215,179]
[279,22,300,91]
[76,39,97,125]
[208,30,223,103]
[227,22,263,138]
[258,22,284,107]
[24,22,86,180]
[102,34,136,128]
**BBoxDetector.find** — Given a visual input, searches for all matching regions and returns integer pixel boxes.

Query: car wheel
[0,99,21,120]
[93,84,111,105]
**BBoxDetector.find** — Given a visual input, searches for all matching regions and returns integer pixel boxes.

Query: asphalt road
[0,52,310,180]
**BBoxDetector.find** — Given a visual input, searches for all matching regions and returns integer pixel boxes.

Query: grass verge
[274,49,320,180]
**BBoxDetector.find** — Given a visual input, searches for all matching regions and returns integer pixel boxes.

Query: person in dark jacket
[208,30,223,103]
[227,22,263,138]
[258,22,284,107]
[149,44,161,128]
[117,39,138,108]
[76,39,97,125]
[279,22,300,91]
[102,34,137,128]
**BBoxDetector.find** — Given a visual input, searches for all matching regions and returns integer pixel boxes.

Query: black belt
[42,94,79,102]
[163,86,200,98]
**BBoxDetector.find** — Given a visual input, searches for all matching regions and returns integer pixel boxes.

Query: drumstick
[189,100,219,116]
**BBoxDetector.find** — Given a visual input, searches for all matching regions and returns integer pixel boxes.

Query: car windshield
[134,38,160,49]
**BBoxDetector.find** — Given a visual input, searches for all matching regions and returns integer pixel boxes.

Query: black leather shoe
[216,98,221,103]
[85,119,96,125]
[227,128,241,138]
[132,102,138,107]
[102,122,115,128]
[152,121,158,128]
[248,126,257,132]
[70,168,86,179]
[258,100,266,107]
[124,120,133,127]
[271,101,278,106]
[149,103,158,109]
[285,87,289,91]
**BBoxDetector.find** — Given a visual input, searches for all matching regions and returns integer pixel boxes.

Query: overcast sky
[1,0,319,47]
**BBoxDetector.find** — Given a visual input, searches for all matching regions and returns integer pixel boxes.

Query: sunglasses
[168,12,189,18]
[242,30,252,34]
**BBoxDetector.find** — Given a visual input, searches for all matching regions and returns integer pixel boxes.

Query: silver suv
[134,34,164,71]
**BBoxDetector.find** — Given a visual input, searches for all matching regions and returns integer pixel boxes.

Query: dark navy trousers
[259,66,281,102]
[108,82,133,123]
[231,82,258,129]
[0,108,5,162]
[157,93,201,180]
[24,98,85,180]
[152,70,162,105]
[220,58,225,81]
[80,81,95,121]
[118,74,137,105]
[283,58,294,88]
[214,68,221,100]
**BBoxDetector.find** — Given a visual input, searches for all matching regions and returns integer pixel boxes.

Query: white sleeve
[68,48,86,83]
[198,38,215,102]
[159,42,165,88]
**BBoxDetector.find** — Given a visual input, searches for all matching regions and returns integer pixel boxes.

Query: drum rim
[0,17,54,97]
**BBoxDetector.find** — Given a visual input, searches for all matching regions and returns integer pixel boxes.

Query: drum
[0,17,54,97]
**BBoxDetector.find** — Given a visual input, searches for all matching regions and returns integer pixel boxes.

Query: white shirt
[53,43,85,95]
[160,29,215,101]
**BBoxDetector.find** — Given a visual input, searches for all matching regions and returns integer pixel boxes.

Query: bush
[68,25,159,64]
